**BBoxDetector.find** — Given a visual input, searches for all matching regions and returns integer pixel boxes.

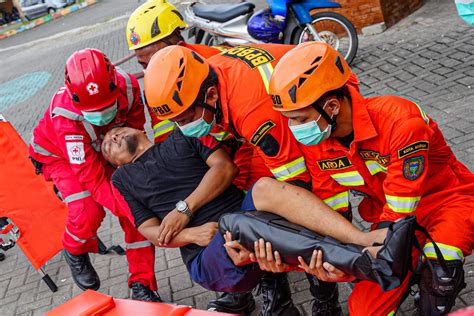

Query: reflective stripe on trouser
[270,157,307,181]
[257,62,274,94]
[323,191,349,211]
[365,160,387,175]
[385,195,421,213]
[330,170,364,186]
[43,160,157,290]
[423,242,464,261]
[126,240,152,250]
[153,120,176,139]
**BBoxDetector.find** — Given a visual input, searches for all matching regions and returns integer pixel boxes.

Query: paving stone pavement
[0,0,473,315]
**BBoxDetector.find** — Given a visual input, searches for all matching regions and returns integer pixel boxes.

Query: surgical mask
[177,96,216,137]
[82,103,118,126]
[289,119,332,146]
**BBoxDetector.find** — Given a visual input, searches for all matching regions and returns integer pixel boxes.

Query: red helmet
[64,48,119,111]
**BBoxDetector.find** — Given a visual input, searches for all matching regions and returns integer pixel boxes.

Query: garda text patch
[222,46,275,69]
[398,141,429,158]
[318,157,352,171]
[66,142,85,165]
[403,156,424,180]
[359,150,390,167]
[250,120,276,145]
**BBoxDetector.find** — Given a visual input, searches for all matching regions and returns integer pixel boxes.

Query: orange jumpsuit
[300,85,474,315]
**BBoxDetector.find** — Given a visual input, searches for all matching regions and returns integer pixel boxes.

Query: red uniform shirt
[302,85,474,222]
[29,69,145,213]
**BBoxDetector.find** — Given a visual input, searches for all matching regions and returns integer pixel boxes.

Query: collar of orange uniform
[321,84,377,152]
[213,65,230,130]
[348,85,378,143]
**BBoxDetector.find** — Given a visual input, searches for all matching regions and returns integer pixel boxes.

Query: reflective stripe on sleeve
[423,242,464,261]
[210,131,233,141]
[257,62,274,94]
[126,240,153,250]
[270,157,307,181]
[365,160,387,175]
[116,67,134,112]
[385,194,420,213]
[65,227,87,243]
[64,190,91,205]
[52,107,83,121]
[30,137,60,158]
[153,120,176,138]
[330,171,364,186]
[323,191,349,211]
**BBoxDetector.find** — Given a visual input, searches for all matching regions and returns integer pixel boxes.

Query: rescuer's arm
[380,116,431,222]
[157,144,239,245]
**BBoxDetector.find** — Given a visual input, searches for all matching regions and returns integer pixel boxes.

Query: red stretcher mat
[45,290,239,316]
[0,121,68,269]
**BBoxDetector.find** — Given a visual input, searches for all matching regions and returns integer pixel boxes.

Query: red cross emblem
[86,82,99,95]
[71,146,81,156]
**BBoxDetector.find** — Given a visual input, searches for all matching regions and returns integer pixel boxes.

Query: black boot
[0,252,5,261]
[131,282,163,302]
[63,249,100,291]
[306,274,342,316]
[207,292,256,314]
[259,273,300,316]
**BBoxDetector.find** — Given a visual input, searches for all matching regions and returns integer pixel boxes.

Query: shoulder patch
[66,142,85,165]
[398,141,429,159]
[317,156,352,171]
[221,45,275,69]
[65,135,84,141]
[250,120,276,145]
[403,156,424,180]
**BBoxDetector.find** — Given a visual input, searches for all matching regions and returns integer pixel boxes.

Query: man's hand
[156,209,191,246]
[223,231,253,266]
[190,222,218,247]
[298,250,356,282]
[249,239,297,273]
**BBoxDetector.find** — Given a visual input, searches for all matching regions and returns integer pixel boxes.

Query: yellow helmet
[126,0,187,50]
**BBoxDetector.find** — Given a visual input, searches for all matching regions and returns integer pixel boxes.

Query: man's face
[135,38,178,69]
[102,127,142,166]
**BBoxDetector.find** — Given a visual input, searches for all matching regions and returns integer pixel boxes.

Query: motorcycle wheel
[291,11,358,65]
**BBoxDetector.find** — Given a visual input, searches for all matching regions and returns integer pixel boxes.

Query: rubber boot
[207,292,256,314]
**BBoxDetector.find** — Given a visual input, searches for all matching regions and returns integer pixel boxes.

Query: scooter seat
[192,2,255,23]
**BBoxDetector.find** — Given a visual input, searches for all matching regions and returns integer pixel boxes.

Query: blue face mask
[289,115,332,146]
[178,104,215,138]
[82,103,118,126]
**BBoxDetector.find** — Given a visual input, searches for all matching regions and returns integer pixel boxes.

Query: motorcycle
[184,0,358,64]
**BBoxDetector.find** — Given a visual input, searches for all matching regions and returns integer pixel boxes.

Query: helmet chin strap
[311,100,337,130]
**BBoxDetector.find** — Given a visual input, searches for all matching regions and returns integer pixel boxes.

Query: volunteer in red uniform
[29,49,159,302]
[144,44,355,315]
[267,42,474,315]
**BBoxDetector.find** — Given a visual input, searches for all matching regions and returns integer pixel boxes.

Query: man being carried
[103,127,411,306]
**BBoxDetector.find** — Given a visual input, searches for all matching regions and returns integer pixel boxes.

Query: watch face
[176,201,187,211]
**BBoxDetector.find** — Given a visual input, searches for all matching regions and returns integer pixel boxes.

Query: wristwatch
[176,200,193,218]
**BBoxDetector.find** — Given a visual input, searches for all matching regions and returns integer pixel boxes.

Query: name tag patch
[66,142,85,164]
[222,46,275,69]
[65,135,84,141]
[317,156,352,171]
[359,150,390,167]
[250,120,276,145]
[398,141,429,158]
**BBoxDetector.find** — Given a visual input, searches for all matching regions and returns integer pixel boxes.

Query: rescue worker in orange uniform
[29,49,160,302]
[264,42,474,315]
[143,44,363,315]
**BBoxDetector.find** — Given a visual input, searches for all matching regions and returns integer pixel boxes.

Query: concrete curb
[0,0,99,40]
